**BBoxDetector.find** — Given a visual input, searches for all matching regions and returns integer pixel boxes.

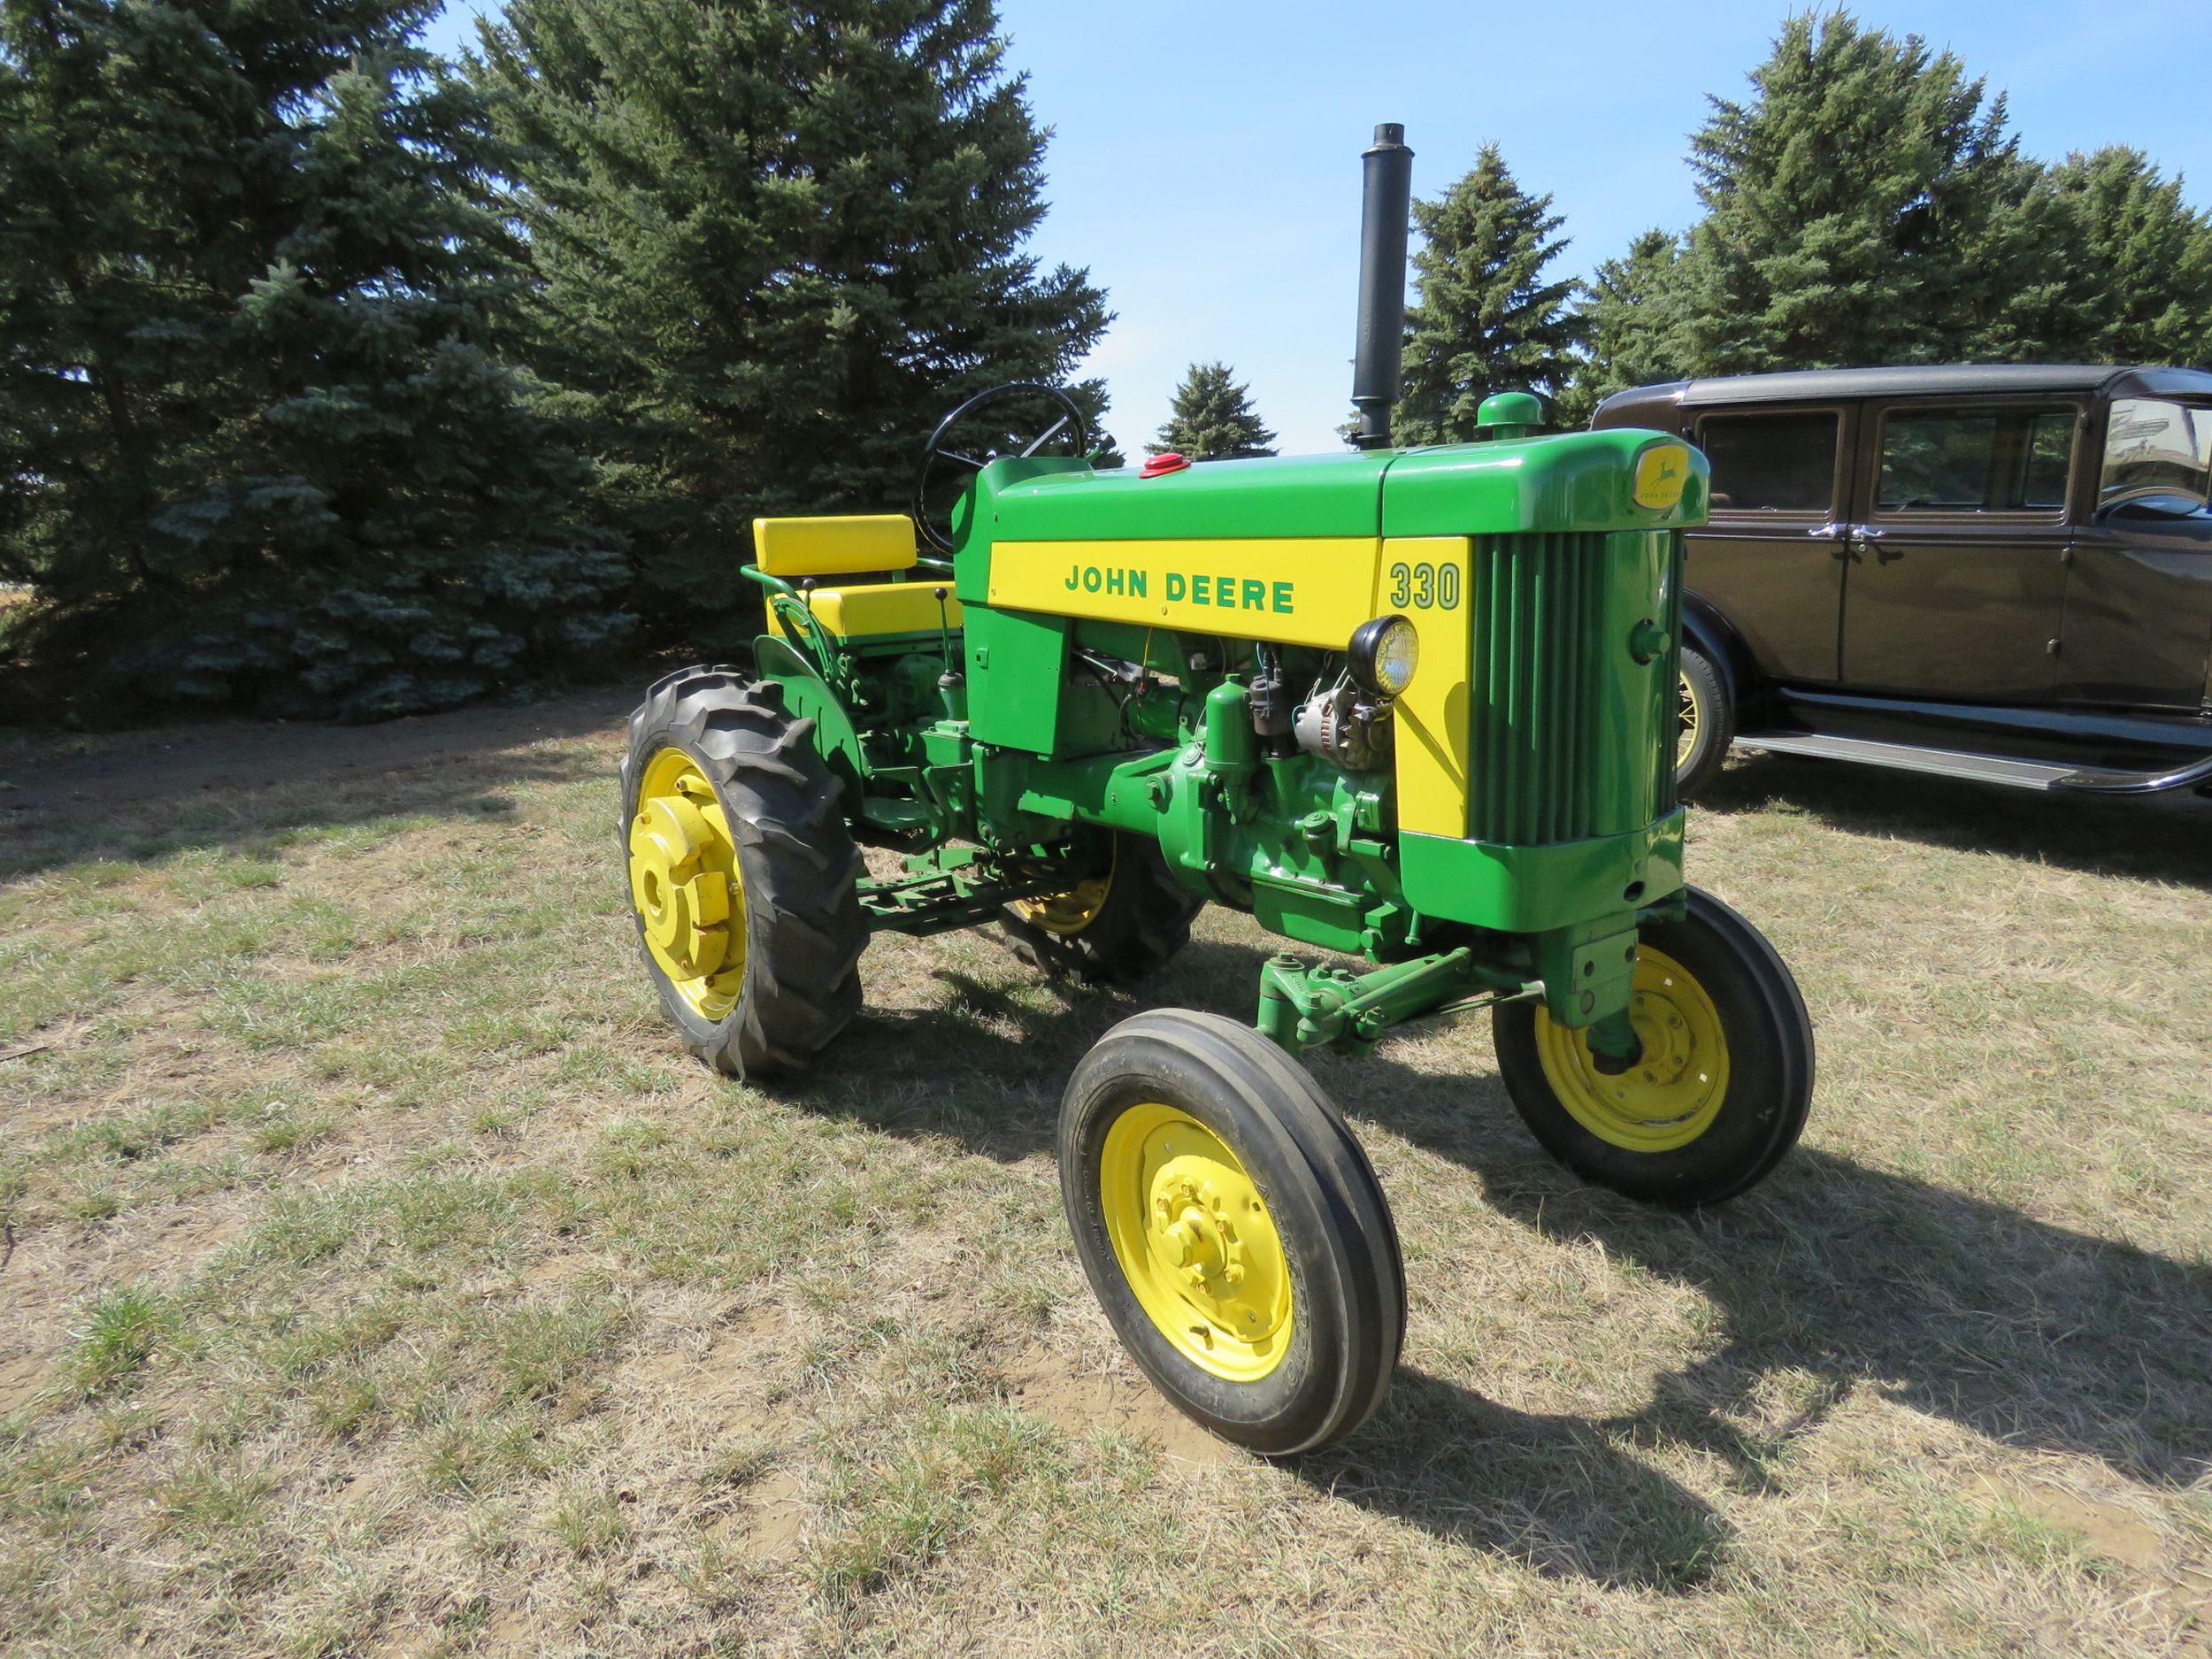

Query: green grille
[1468,532,1608,844]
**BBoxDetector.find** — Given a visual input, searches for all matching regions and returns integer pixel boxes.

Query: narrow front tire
[1058,1010,1404,1455]
[1492,887,1813,1208]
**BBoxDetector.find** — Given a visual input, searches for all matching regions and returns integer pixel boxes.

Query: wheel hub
[1532,945,1730,1153]
[1100,1105,1294,1380]
[627,751,746,1017]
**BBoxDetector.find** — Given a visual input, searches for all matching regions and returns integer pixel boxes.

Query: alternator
[1293,683,1394,772]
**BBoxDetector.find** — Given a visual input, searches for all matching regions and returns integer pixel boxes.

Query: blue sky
[425,1,2212,456]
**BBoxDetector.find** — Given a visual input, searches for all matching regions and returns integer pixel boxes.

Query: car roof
[1595,364,2212,419]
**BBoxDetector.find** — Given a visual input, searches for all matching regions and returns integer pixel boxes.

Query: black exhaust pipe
[1350,122,1414,452]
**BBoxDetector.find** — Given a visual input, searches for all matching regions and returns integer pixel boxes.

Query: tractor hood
[955,428,1707,554]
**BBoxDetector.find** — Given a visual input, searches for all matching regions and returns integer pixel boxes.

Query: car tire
[1675,647,1733,801]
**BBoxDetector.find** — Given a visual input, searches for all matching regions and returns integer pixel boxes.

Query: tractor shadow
[1329,1042,2212,1494]
[1697,749,2212,889]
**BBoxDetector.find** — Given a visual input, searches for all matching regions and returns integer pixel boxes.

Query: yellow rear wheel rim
[627,749,746,1021]
[1678,670,1701,766]
[1015,845,1115,936]
[1533,946,1730,1153]
[1100,1103,1293,1382]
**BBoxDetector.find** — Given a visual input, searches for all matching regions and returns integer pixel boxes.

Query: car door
[1686,403,1856,683]
[1839,398,2077,701]
[2058,393,2212,709]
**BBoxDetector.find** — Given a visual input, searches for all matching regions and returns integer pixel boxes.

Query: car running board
[1733,732,2212,795]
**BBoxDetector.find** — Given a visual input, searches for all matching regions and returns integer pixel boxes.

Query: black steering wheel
[912,381,1091,553]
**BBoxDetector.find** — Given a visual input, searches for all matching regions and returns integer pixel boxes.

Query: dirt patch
[0,685,636,818]
[0,1352,51,1414]
[1985,1472,2165,1569]
[1002,1354,1237,1466]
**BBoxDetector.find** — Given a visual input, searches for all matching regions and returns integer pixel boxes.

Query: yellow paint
[1099,1102,1293,1382]
[1382,536,1473,838]
[627,749,746,1021]
[991,534,1476,838]
[766,582,962,640]
[986,537,1383,649]
[753,513,917,577]
[1632,444,1691,511]
[1533,945,1730,1151]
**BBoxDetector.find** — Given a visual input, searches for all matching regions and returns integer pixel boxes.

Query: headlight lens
[1348,614,1418,698]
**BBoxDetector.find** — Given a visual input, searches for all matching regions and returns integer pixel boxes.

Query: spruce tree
[0,0,626,719]
[1394,145,1583,443]
[1149,362,1278,460]
[472,0,1113,630]
[1670,12,2034,373]
[1557,230,1690,426]
[2016,148,2212,365]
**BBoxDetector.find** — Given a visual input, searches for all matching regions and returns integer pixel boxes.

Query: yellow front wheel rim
[1533,946,1730,1153]
[1100,1104,1293,1382]
[627,749,747,1021]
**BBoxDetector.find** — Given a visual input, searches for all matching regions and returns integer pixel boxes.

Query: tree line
[1159,13,2212,462]
[4,4,2207,718]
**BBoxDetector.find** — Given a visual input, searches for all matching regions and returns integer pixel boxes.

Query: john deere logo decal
[1633,445,1690,511]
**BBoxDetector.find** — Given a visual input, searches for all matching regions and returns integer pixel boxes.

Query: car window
[2101,398,2212,511]
[1876,405,2076,513]
[1695,411,1839,513]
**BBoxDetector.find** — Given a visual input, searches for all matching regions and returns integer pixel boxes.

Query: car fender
[1679,592,1763,722]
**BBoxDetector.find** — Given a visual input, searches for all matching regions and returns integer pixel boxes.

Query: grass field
[2,689,2208,1657]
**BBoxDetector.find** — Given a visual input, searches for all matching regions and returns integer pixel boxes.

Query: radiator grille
[1467,532,1609,844]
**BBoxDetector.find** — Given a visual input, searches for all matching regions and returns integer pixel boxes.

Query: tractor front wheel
[1059,1010,1404,1455]
[621,666,866,1078]
[1002,832,1199,987]
[1492,886,1813,1208]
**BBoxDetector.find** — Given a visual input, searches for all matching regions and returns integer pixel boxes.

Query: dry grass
[1,691,2208,1657]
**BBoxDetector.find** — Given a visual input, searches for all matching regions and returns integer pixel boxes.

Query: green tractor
[620,125,1814,1455]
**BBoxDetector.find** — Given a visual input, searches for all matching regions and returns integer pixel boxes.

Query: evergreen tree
[2008,148,2212,366]
[472,0,1112,629]
[1149,362,1278,460]
[1670,12,2035,373]
[1394,145,1583,443]
[0,0,626,719]
[1557,229,1689,426]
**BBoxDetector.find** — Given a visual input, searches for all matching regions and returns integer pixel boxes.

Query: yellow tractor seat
[770,581,961,641]
[753,513,962,641]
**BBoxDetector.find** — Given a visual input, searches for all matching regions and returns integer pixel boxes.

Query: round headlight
[1348,614,1418,699]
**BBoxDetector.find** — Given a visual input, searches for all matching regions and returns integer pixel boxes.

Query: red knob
[1140,452,1191,479]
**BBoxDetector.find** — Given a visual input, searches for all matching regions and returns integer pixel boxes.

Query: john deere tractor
[620,126,1814,1455]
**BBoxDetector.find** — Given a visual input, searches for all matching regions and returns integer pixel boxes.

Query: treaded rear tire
[621,664,866,1078]
[1001,832,1200,987]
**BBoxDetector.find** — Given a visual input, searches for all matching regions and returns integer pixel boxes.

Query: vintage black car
[1594,365,2212,799]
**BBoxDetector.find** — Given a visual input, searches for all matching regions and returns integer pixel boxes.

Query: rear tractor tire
[1492,886,1813,1209]
[1059,1010,1405,1455]
[1002,832,1200,987]
[621,665,867,1078]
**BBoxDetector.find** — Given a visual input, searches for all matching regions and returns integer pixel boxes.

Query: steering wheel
[912,381,1091,554]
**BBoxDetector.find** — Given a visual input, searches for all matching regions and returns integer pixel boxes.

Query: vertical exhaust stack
[1350,122,1414,452]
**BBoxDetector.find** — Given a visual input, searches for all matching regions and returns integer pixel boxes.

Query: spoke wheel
[1674,646,1733,801]
[1493,887,1813,1208]
[1060,1010,1403,1455]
